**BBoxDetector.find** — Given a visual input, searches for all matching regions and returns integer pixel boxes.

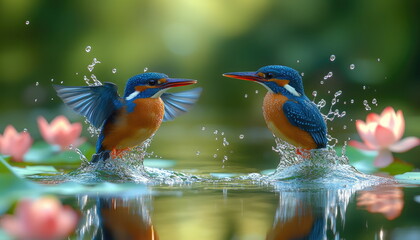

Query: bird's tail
[91,150,111,163]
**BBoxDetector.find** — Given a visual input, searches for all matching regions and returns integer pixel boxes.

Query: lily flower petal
[374,150,393,168]
[38,116,85,150]
[348,140,375,151]
[375,125,397,148]
[389,137,420,153]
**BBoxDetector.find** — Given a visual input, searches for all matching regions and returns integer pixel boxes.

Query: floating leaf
[24,142,95,165]
[143,158,176,168]
[11,165,59,177]
[394,172,420,184]
[379,158,414,175]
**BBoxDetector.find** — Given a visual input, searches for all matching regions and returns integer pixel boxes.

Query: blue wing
[283,98,327,148]
[161,87,202,121]
[53,82,121,128]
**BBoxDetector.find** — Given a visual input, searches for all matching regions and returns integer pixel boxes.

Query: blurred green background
[1,0,419,169]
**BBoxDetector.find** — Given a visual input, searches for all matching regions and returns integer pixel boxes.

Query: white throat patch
[151,88,169,98]
[284,84,301,97]
[126,91,140,101]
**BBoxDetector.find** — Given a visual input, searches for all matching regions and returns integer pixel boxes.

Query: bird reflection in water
[77,195,158,240]
[266,186,364,240]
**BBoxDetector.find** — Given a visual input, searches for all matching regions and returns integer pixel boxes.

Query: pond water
[17,130,420,240]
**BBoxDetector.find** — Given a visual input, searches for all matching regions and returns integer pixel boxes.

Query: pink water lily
[0,125,33,162]
[349,107,420,167]
[38,116,85,150]
[0,197,78,240]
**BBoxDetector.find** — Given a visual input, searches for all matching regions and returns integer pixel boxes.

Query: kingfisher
[223,65,327,150]
[54,72,201,162]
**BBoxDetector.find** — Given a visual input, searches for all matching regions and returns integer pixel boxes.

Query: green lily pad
[11,165,59,177]
[260,169,276,175]
[24,142,95,164]
[339,146,377,173]
[210,173,240,178]
[379,158,414,175]
[144,158,176,168]
[0,156,148,214]
[394,172,420,184]
[0,157,42,214]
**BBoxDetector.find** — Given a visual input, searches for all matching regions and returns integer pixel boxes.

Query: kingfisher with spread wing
[223,65,327,150]
[54,72,201,162]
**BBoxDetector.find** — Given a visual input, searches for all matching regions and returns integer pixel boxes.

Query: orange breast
[263,92,317,149]
[102,98,164,150]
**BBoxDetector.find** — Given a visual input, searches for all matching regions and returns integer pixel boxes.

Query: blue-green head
[124,72,197,100]
[223,65,305,97]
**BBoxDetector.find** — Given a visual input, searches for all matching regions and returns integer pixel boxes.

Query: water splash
[87,58,101,73]
[55,136,200,184]
[85,46,91,53]
[84,74,102,86]
[25,20,30,25]
[330,55,336,61]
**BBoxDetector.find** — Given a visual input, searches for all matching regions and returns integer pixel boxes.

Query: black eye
[148,79,157,86]
[265,73,274,79]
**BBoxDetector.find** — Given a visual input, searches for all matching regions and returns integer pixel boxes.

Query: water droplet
[372,98,377,105]
[377,58,381,62]
[76,72,79,75]
[23,128,28,132]
[213,154,218,158]
[343,125,347,130]
[223,155,228,161]
[34,98,38,102]
[51,97,54,101]
[35,82,39,86]
[363,85,366,90]
[317,99,326,108]
[25,20,30,25]
[144,67,148,72]
[330,55,336,61]
[213,130,218,135]
[296,60,300,63]
[334,90,342,97]
[201,126,206,131]
[320,81,324,84]
[301,72,305,77]
[60,81,64,84]
[51,78,54,82]
[255,90,259,94]
[363,100,371,110]
[350,64,355,70]
[221,132,225,136]
[244,94,248,98]
[222,138,230,146]
[350,99,354,104]
[312,91,317,97]
[196,151,200,156]
[112,68,117,74]
[239,134,244,139]
[85,46,91,52]
[328,72,333,77]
